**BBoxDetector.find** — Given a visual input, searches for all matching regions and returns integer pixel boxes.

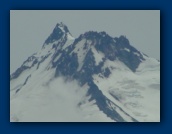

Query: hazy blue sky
[10,10,160,73]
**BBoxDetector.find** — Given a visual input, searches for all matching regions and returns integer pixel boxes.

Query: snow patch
[91,47,104,66]
[124,48,130,52]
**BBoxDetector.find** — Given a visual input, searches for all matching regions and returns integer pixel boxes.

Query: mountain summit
[44,22,73,46]
[10,23,160,122]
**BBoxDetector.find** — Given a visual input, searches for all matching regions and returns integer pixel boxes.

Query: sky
[10,10,160,73]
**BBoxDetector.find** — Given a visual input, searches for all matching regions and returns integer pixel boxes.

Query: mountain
[10,22,160,122]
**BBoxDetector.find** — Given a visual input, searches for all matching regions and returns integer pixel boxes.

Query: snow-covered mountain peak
[55,22,70,33]
[43,22,74,46]
[10,23,160,122]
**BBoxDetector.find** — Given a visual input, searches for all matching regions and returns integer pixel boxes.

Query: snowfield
[10,71,113,122]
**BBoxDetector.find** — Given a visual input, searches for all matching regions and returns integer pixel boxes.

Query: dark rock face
[44,23,69,45]
[115,36,145,72]
[103,68,111,78]
[55,52,79,77]
[94,35,116,61]
[45,27,63,44]
[75,50,97,85]
[95,34,145,72]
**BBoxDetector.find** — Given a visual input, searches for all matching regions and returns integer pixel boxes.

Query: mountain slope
[10,22,160,122]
